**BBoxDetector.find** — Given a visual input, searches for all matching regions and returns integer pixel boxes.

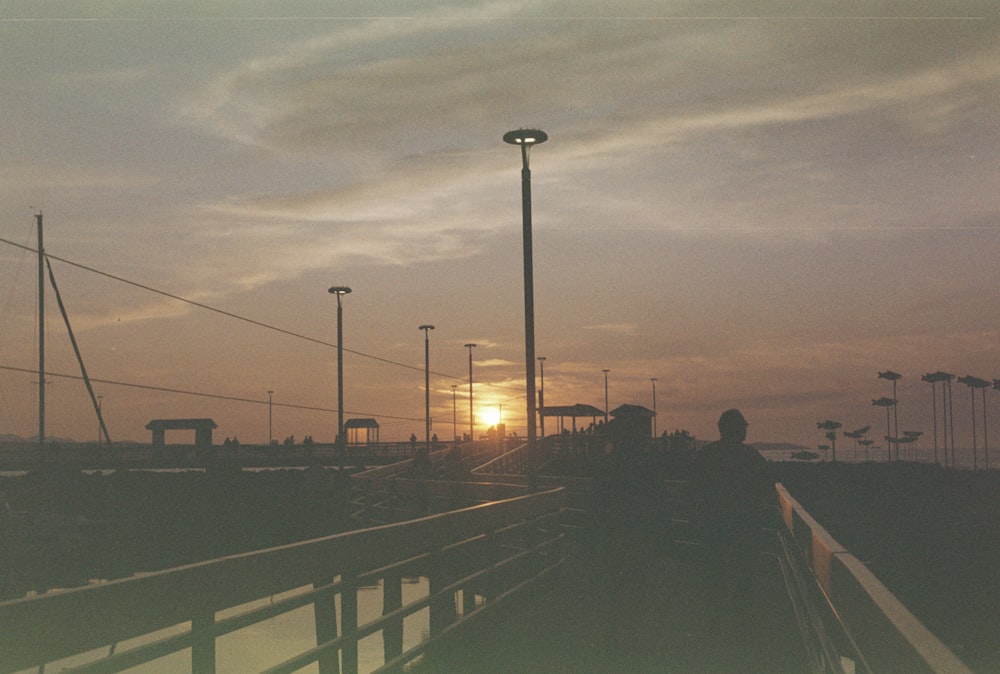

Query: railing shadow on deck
[0,486,566,674]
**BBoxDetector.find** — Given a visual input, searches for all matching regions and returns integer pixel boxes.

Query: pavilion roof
[344,418,379,429]
[541,403,604,418]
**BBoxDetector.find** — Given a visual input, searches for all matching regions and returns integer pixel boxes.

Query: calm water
[19,578,431,674]
[759,443,993,470]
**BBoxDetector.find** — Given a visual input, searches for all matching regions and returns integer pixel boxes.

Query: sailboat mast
[36,211,45,447]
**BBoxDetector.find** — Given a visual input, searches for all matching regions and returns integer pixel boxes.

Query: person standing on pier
[691,409,775,668]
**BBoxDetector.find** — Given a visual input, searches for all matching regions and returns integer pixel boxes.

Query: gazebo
[145,418,217,448]
[344,418,379,446]
[540,403,605,434]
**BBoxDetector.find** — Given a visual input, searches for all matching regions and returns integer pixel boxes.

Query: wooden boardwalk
[410,529,810,673]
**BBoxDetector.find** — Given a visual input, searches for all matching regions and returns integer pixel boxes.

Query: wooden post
[382,573,404,670]
[191,605,216,674]
[313,578,340,674]
[341,573,359,674]
[429,559,457,637]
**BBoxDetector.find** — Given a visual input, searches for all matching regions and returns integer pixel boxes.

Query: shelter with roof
[145,418,217,448]
[608,404,656,449]
[540,403,605,434]
[344,418,379,446]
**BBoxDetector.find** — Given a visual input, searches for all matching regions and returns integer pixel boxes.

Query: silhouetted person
[409,445,434,515]
[691,409,774,670]
[410,446,434,480]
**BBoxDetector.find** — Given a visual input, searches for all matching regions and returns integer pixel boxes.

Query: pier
[0,437,982,673]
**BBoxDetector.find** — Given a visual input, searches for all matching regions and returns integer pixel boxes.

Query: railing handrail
[0,486,565,673]
[776,483,972,674]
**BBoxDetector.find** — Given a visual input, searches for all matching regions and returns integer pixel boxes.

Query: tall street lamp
[465,343,477,441]
[329,286,351,468]
[451,384,458,442]
[504,128,547,447]
[420,325,435,449]
[602,369,610,425]
[537,356,546,438]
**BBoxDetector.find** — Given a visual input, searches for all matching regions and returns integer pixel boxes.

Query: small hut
[344,418,379,446]
[608,404,656,450]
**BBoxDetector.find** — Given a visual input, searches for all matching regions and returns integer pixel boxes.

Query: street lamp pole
[537,356,546,438]
[603,369,610,425]
[465,343,477,442]
[451,384,458,442]
[329,286,351,468]
[420,325,435,449]
[504,128,547,448]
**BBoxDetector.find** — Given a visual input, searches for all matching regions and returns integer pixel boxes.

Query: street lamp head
[504,129,548,146]
[464,343,477,349]
[328,286,352,295]
[419,324,435,332]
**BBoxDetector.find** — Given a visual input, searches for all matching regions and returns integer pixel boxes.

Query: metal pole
[930,382,938,464]
[519,147,538,447]
[603,369,610,425]
[451,384,458,442]
[465,343,476,441]
[651,377,657,438]
[948,379,956,467]
[420,325,435,449]
[267,390,274,446]
[985,387,991,470]
[329,287,351,468]
[337,296,344,448]
[538,357,546,438]
[894,381,905,460]
[36,211,45,448]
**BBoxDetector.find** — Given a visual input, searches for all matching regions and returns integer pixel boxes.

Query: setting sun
[477,406,502,428]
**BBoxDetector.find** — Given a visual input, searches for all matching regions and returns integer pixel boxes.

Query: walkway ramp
[409,526,809,673]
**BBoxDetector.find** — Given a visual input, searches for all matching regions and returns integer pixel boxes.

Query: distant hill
[0,434,78,444]
[751,442,812,453]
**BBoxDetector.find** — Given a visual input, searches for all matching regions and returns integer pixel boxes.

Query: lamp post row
[318,129,551,451]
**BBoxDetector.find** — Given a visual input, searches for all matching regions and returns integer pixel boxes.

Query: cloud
[582,323,638,334]
[475,358,515,367]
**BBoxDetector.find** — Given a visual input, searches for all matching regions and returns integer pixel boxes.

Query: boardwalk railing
[0,487,566,674]
[776,484,972,674]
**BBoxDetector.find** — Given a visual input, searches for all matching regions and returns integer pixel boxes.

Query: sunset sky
[2,1,999,450]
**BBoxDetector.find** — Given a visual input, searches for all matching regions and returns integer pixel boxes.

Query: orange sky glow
[2,2,999,450]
